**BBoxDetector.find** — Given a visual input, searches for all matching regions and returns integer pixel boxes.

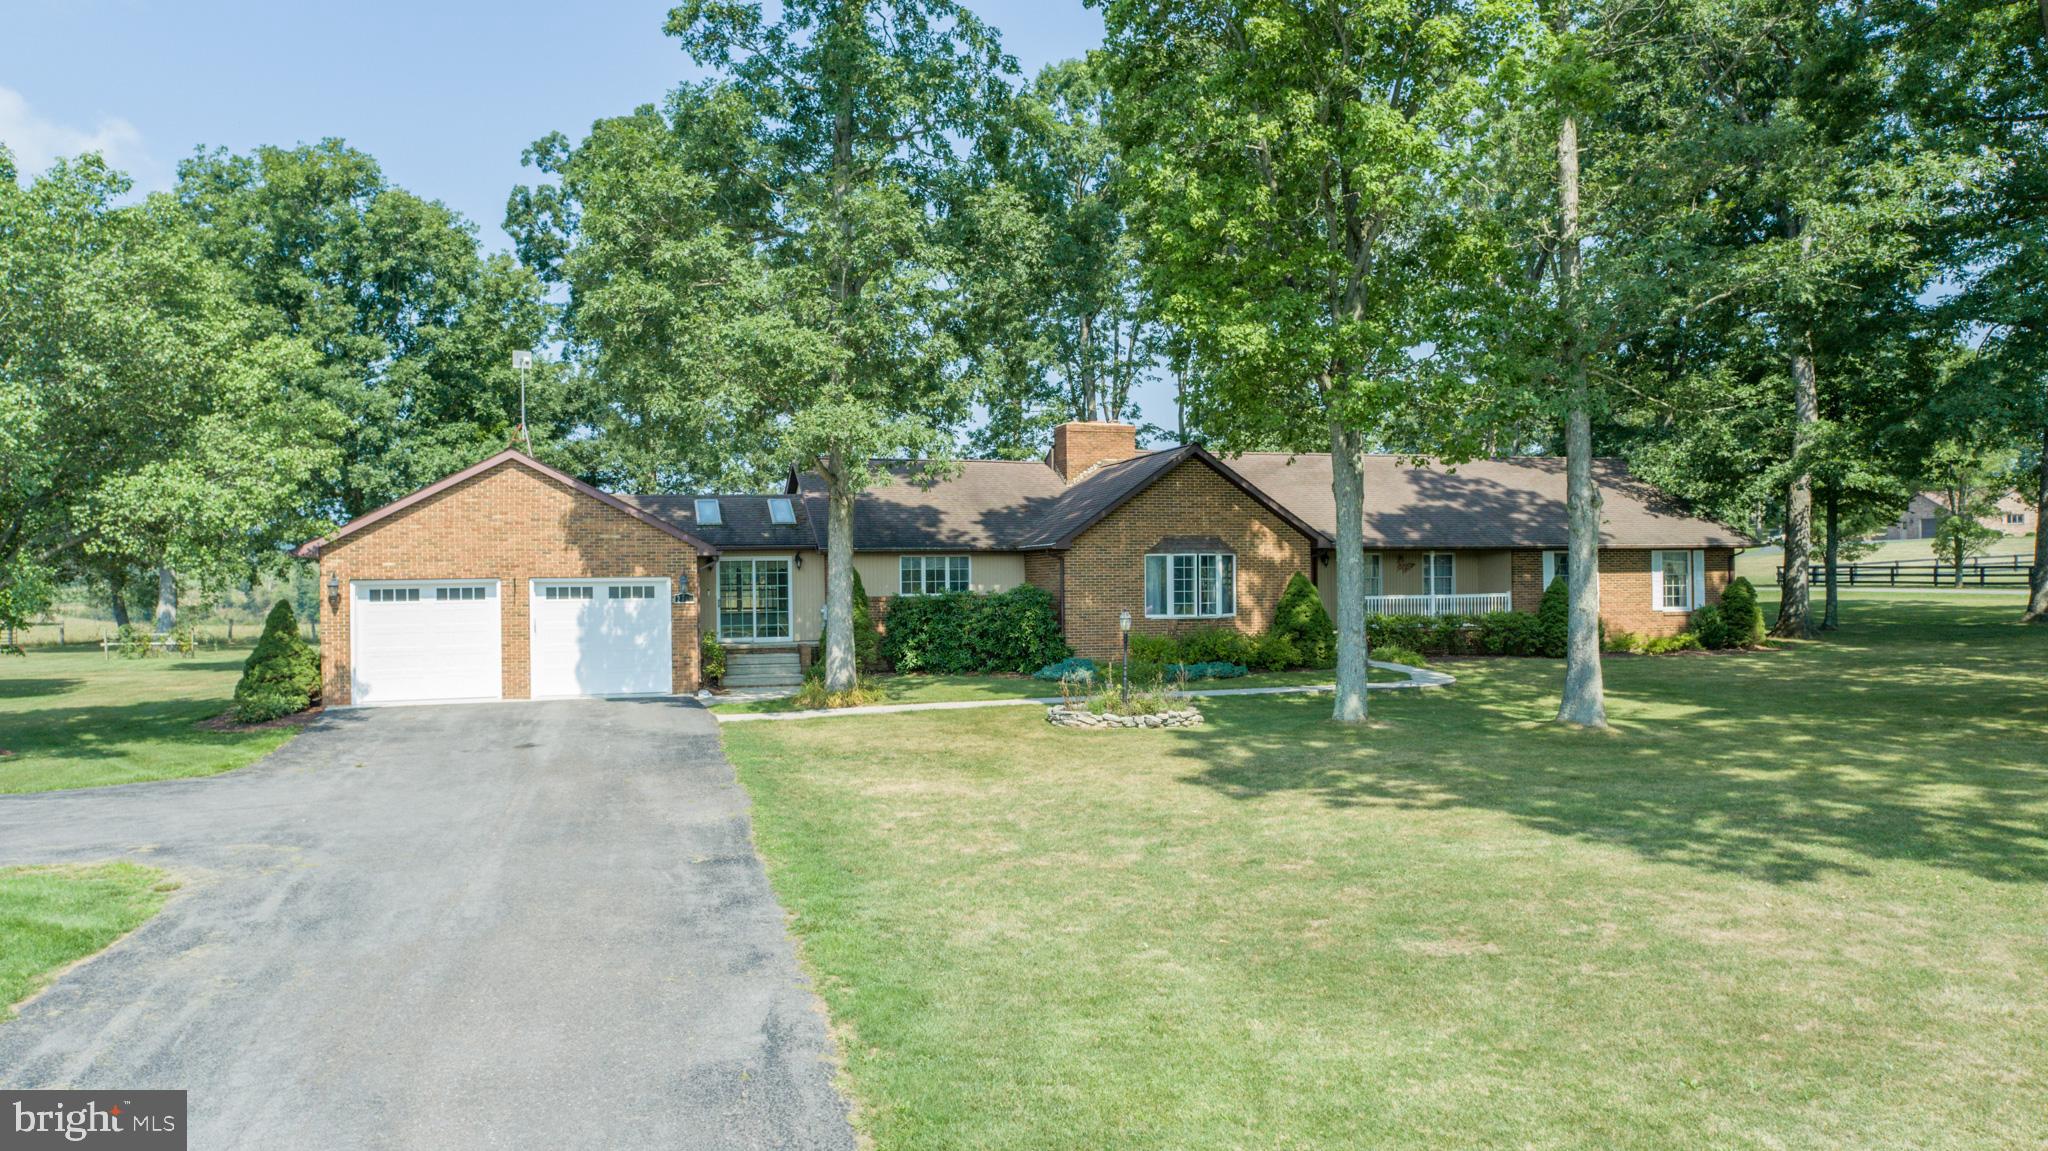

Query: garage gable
[308,451,710,706]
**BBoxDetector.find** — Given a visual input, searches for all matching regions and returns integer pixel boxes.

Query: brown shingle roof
[618,493,814,550]
[1225,453,1751,549]
[791,459,1070,551]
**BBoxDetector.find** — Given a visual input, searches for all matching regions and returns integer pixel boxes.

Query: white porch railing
[1363,593,1513,617]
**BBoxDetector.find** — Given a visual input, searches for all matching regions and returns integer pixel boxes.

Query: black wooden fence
[1776,552,2037,588]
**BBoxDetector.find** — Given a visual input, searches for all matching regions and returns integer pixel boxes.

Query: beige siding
[854,552,1027,599]
[715,550,1027,644]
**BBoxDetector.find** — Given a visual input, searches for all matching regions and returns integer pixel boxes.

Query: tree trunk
[2025,421,2048,622]
[822,455,857,693]
[1821,487,1840,630]
[109,575,131,628]
[1330,419,1370,724]
[154,566,177,633]
[1551,112,1607,728]
[1773,338,1818,638]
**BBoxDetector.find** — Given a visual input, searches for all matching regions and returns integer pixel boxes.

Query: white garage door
[530,579,673,699]
[350,581,503,706]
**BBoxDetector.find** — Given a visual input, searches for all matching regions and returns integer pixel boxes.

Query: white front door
[530,579,673,698]
[350,581,502,706]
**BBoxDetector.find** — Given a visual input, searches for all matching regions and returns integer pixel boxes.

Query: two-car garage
[298,451,713,708]
[348,578,674,706]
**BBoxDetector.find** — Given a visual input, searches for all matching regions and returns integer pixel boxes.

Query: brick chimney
[1050,422,1141,482]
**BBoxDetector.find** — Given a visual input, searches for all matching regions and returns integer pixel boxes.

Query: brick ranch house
[296,421,1746,706]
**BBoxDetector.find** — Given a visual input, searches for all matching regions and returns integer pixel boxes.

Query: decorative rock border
[1046,705,1205,729]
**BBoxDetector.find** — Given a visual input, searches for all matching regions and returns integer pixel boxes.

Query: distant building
[1881,491,2037,540]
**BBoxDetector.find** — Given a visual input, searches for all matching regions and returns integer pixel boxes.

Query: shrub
[1536,576,1570,658]
[1085,680,1188,717]
[1602,629,1642,654]
[1372,643,1428,668]
[115,623,157,658]
[1033,656,1097,683]
[1271,573,1336,667]
[1721,577,1764,647]
[1690,604,1730,650]
[789,678,881,710]
[1643,632,1704,655]
[1127,633,1181,664]
[881,585,1069,674]
[850,568,882,672]
[1165,660,1248,681]
[700,633,726,686]
[1427,613,1481,656]
[1476,611,1544,656]
[232,601,320,723]
[1178,627,1254,665]
[1248,630,1299,672]
[1367,613,1432,653]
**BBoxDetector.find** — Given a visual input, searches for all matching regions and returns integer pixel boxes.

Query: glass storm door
[718,559,792,642]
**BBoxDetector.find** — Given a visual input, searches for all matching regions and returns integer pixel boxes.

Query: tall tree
[1889,0,2048,620]
[176,141,559,519]
[518,1,1013,693]
[1103,0,1519,723]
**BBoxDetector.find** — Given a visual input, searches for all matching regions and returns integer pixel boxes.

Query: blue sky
[2,1,1183,434]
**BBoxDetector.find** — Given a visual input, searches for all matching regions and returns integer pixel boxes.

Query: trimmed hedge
[1271,573,1336,667]
[1721,577,1764,646]
[1536,576,1570,658]
[233,601,320,722]
[881,585,1070,675]
[1691,603,1730,649]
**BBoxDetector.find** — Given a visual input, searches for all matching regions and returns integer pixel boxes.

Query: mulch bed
[196,706,324,733]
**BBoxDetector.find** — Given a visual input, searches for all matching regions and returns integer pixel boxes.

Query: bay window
[1144,552,1236,618]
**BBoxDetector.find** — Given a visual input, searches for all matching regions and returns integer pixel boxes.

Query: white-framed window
[2007,512,2027,525]
[434,586,488,601]
[900,555,971,595]
[543,584,594,601]
[1541,550,1570,588]
[694,498,723,526]
[606,584,656,599]
[1144,552,1236,618]
[366,587,421,604]
[1423,552,1456,596]
[1651,549,1705,612]
[1364,553,1384,597]
[768,497,797,525]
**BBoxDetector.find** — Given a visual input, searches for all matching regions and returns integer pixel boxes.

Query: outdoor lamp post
[1119,610,1132,704]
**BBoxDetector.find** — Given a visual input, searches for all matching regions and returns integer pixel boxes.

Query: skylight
[768,497,796,525]
[695,498,723,526]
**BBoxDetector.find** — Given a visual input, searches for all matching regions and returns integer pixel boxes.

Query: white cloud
[0,85,157,186]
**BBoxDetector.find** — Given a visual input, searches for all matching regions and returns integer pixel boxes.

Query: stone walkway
[713,660,1453,724]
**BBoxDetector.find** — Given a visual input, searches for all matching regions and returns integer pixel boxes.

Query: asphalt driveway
[0,700,855,1150]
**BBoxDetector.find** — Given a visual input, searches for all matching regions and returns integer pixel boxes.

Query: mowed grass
[0,649,296,793]
[0,862,171,1019]
[712,668,1404,714]
[722,593,2048,1150]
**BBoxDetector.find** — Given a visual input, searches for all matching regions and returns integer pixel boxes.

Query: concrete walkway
[714,660,1453,724]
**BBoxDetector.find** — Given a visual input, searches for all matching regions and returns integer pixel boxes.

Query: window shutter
[1541,552,1557,588]
[1649,551,1664,609]
[1691,550,1706,610]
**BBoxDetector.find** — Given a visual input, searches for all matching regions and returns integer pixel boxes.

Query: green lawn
[0,862,171,1019]
[722,593,2048,1150]
[712,667,1405,714]
[0,649,298,793]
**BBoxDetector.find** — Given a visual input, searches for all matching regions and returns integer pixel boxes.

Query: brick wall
[1509,546,1736,638]
[1060,458,1315,660]
[316,460,702,704]
[1023,552,1063,620]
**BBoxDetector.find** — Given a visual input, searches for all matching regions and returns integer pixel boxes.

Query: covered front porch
[1335,548,1522,617]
